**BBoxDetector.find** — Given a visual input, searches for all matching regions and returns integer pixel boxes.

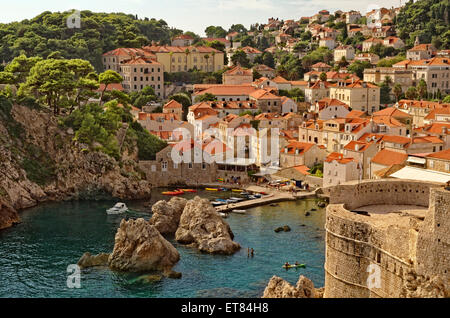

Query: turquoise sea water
[0,190,325,298]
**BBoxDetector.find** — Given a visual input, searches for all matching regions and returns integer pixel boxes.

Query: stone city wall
[324,179,448,298]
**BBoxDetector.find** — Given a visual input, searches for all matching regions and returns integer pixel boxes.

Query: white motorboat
[231,209,246,214]
[107,203,128,215]
[230,197,244,201]
[219,212,228,218]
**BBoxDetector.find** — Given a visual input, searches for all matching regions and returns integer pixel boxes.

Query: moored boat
[162,190,184,196]
[106,203,128,215]
[231,209,246,214]
[180,189,197,193]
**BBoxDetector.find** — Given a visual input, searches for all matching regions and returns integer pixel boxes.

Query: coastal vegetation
[0,11,181,71]
[0,54,167,162]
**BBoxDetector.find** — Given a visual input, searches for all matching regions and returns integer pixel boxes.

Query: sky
[0,0,404,36]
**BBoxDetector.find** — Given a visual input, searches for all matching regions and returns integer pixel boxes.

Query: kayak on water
[162,190,184,196]
[206,188,219,191]
[282,264,306,269]
[180,189,197,193]
[232,189,243,192]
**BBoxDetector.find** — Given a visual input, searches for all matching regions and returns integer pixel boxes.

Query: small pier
[215,186,316,213]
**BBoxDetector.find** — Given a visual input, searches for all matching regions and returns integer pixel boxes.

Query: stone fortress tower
[324,179,449,298]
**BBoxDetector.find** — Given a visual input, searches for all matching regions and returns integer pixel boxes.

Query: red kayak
[180,189,197,193]
[162,190,184,196]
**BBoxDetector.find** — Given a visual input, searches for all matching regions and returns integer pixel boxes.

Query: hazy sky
[0,0,404,35]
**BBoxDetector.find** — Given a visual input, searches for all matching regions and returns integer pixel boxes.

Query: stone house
[171,34,195,46]
[393,57,450,95]
[163,100,183,119]
[425,149,450,173]
[323,152,359,188]
[298,120,325,145]
[329,80,381,114]
[144,45,224,73]
[280,141,326,168]
[222,65,253,85]
[304,81,333,104]
[344,139,379,179]
[406,43,436,61]
[249,89,282,113]
[311,98,350,120]
[334,45,355,62]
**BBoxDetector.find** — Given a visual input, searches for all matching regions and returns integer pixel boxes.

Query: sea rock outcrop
[149,197,188,235]
[262,275,322,298]
[77,252,110,269]
[0,200,20,230]
[108,218,180,272]
[175,196,240,255]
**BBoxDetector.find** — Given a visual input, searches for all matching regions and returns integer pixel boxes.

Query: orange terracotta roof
[312,62,331,68]
[293,165,311,175]
[224,65,253,76]
[344,141,372,152]
[426,149,450,161]
[164,100,182,109]
[192,85,258,96]
[249,89,280,100]
[371,149,408,166]
[121,57,161,65]
[416,123,450,135]
[282,141,316,155]
[408,44,434,52]
[240,46,263,54]
[424,106,450,120]
[373,107,411,118]
[325,152,355,164]
[346,110,366,118]
[97,83,124,92]
[272,76,290,83]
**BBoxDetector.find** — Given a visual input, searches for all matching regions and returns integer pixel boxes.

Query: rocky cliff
[149,197,188,235]
[175,196,241,254]
[0,102,152,230]
[108,218,180,273]
[262,275,323,298]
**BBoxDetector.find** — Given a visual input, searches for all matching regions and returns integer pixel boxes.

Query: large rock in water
[0,200,20,230]
[262,275,322,298]
[175,196,240,255]
[77,252,110,269]
[108,218,180,272]
[149,197,188,235]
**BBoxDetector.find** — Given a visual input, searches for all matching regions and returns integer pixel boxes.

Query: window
[162,161,168,171]
[188,163,193,169]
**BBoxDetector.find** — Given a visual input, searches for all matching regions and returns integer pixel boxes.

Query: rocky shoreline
[0,103,152,230]
[77,196,241,278]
